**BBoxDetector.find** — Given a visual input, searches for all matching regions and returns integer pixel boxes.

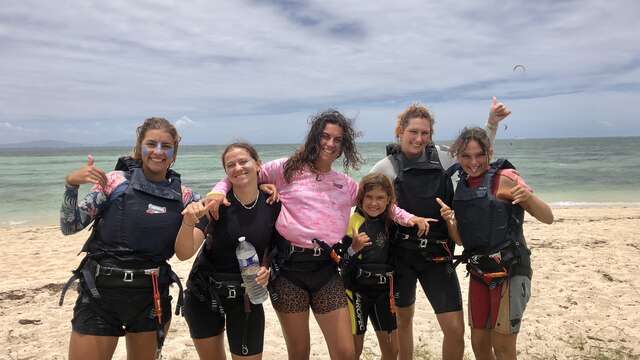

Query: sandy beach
[1,206,639,360]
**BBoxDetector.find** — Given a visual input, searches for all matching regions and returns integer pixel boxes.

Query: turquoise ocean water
[1,137,638,226]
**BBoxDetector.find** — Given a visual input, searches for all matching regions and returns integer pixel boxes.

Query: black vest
[452,159,531,270]
[389,144,452,240]
[84,158,184,266]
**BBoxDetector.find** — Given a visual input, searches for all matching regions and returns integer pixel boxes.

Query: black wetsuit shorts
[183,289,265,356]
[346,288,396,335]
[71,283,172,337]
[393,248,462,313]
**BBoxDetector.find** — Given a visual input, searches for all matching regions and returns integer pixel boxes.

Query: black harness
[387,144,456,259]
[448,159,533,286]
[187,269,254,355]
[60,157,185,358]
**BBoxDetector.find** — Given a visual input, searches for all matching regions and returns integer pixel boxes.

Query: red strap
[151,272,162,326]
[389,274,396,315]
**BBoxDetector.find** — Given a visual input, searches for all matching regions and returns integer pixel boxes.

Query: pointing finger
[435,197,449,209]
[87,154,94,166]
[426,218,439,223]
[492,96,497,107]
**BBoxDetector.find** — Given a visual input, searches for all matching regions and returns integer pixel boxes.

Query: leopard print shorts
[269,273,347,314]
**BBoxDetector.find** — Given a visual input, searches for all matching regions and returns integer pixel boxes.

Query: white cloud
[174,115,196,129]
[0,122,26,131]
[0,0,639,144]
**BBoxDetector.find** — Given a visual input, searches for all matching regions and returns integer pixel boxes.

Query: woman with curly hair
[206,110,430,360]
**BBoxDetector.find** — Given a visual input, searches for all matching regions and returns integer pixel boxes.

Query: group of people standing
[60,98,553,360]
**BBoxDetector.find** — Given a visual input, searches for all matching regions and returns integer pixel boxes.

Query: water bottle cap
[238,236,246,242]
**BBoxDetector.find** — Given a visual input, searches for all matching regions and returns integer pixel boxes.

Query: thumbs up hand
[488,96,511,125]
[65,154,108,189]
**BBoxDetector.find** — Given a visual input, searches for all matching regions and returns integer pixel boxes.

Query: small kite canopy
[513,64,526,72]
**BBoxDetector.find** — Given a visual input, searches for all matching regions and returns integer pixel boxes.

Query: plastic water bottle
[236,236,268,304]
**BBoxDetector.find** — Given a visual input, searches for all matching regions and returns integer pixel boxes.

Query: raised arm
[60,155,110,235]
[485,96,511,143]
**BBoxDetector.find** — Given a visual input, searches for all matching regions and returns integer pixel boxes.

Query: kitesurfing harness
[387,143,456,262]
[59,156,186,359]
[447,159,533,288]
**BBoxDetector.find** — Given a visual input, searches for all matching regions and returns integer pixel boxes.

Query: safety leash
[150,272,164,359]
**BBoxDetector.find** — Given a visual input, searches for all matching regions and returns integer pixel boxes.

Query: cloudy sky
[1,0,639,145]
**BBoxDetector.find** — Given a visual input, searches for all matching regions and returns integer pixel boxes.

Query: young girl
[441,127,553,360]
[341,173,399,360]
[175,142,280,359]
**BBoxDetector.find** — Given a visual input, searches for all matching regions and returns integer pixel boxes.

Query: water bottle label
[238,255,259,268]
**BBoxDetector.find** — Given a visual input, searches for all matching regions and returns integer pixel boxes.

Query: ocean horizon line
[1,135,639,150]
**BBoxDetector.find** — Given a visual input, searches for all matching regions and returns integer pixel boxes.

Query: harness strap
[467,262,508,289]
[150,272,165,359]
[207,281,224,315]
[388,273,396,316]
[59,257,99,306]
[241,293,252,356]
[167,268,184,316]
[395,234,454,262]
[313,238,349,267]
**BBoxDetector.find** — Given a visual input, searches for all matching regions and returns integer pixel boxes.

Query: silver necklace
[232,190,259,210]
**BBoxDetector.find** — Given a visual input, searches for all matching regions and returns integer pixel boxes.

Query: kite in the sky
[513,64,526,72]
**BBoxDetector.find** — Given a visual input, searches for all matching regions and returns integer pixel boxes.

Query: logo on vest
[146,203,167,214]
[375,233,386,247]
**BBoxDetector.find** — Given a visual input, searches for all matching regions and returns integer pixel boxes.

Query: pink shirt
[212,158,413,248]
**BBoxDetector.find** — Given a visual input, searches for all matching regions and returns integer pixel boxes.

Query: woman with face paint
[59,117,200,360]
[442,127,553,360]
[369,98,510,360]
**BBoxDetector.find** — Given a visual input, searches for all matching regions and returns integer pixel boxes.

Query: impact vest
[451,159,531,275]
[83,157,184,266]
[342,211,395,291]
[389,144,452,241]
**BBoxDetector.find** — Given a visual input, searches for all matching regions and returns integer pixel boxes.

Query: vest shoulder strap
[445,163,462,178]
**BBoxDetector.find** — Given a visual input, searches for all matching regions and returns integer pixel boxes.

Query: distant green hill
[0,140,86,149]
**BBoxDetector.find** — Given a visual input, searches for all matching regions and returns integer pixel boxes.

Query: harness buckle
[419,238,428,248]
[144,268,160,275]
[289,245,304,256]
[313,247,322,257]
[101,266,113,276]
[123,270,134,282]
[227,287,237,299]
[377,274,387,285]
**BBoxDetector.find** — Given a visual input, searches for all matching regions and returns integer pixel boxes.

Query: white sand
[1,207,639,359]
